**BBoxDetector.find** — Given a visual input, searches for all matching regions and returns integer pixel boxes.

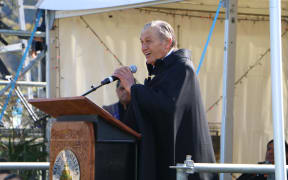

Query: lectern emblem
[52,149,80,180]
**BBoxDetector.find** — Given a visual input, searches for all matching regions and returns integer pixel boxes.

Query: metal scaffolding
[0,0,47,126]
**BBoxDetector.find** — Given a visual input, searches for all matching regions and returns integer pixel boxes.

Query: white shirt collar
[164,48,175,59]
[152,48,175,68]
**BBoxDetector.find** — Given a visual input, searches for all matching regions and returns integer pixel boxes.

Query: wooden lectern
[29,96,140,180]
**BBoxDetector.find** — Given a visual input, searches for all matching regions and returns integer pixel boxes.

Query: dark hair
[267,139,288,152]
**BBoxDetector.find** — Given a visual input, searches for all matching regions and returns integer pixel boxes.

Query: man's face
[265,142,274,164]
[140,27,171,66]
[116,82,131,105]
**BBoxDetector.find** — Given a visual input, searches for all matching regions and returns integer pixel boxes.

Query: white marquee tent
[36,0,288,179]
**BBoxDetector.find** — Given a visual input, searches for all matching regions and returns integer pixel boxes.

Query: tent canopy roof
[36,0,182,11]
[37,0,288,17]
[154,0,288,16]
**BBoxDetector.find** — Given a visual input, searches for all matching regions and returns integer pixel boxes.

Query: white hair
[142,20,177,48]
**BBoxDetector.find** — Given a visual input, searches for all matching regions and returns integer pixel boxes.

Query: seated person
[103,80,131,122]
[237,139,288,180]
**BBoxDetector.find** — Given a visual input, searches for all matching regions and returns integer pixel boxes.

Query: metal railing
[170,156,288,180]
[0,162,49,170]
[0,29,46,38]
[0,128,44,137]
[0,80,46,87]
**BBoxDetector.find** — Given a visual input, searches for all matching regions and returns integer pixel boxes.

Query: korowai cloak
[124,49,218,180]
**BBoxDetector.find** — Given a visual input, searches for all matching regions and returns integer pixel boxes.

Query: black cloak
[124,49,217,180]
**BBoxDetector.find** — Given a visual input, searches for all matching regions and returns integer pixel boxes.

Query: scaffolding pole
[0,80,46,87]
[0,51,46,96]
[0,29,45,38]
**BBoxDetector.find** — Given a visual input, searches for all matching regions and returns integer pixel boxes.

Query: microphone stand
[82,84,103,96]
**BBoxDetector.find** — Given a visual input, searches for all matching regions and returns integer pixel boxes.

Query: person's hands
[113,66,135,94]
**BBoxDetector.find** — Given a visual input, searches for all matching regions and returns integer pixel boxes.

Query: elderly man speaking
[114,20,217,180]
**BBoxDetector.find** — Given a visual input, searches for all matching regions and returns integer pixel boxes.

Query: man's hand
[113,66,135,94]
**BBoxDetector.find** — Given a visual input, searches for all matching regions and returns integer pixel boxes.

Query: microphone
[101,65,137,85]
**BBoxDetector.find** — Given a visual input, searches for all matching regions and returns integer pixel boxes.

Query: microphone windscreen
[129,65,137,73]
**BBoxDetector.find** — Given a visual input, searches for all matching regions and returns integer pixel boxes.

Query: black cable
[82,84,103,96]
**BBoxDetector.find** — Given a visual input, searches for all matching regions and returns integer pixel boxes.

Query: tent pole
[269,0,287,180]
[45,10,51,98]
[220,0,237,179]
